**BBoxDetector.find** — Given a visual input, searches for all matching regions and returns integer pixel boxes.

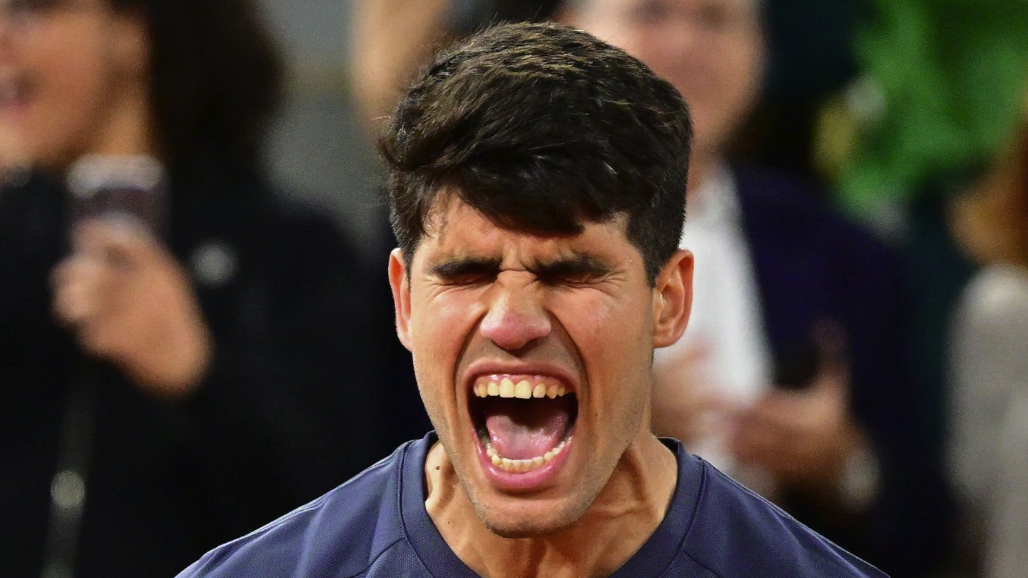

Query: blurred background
[263,2,1028,577]
[1,0,1025,576]
[260,0,381,252]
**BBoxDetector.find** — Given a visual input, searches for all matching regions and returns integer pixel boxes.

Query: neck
[92,85,157,159]
[52,78,159,176]
[425,432,678,578]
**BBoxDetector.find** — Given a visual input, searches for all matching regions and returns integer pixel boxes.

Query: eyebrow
[429,256,504,280]
[429,253,612,280]
[532,254,612,279]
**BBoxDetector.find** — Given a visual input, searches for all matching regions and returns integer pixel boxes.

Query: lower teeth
[484,438,570,473]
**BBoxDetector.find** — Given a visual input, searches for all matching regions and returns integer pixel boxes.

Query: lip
[462,360,580,492]
[474,432,574,492]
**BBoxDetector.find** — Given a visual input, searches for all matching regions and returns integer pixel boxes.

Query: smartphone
[773,322,847,390]
[772,344,821,390]
[65,155,168,237]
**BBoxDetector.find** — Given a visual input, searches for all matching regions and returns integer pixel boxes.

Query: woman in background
[0,0,398,576]
[948,102,1028,578]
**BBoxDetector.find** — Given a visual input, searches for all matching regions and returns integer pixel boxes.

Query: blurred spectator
[0,0,401,576]
[732,0,866,184]
[561,0,950,575]
[822,3,1028,462]
[350,0,449,132]
[949,111,1028,578]
[350,0,563,133]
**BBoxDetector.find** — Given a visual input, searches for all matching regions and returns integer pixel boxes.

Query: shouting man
[178,22,886,577]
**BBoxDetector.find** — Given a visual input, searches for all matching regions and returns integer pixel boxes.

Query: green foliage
[838,0,1028,214]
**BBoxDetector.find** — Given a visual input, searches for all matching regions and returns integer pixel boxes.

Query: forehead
[414,195,637,266]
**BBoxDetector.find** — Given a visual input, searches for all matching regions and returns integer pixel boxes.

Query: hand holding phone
[65,155,168,237]
[54,155,212,397]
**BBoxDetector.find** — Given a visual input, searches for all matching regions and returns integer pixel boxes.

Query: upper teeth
[474,377,567,399]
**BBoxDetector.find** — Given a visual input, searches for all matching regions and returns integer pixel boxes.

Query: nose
[479,279,551,352]
[657,12,705,57]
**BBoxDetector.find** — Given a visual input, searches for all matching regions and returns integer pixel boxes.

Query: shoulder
[172,171,364,295]
[680,455,889,578]
[956,265,1028,328]
[731,165,891,258]
[171,167,356,254]
[730,165,902,302]
[177,441,421,578]
[259,194,363,275]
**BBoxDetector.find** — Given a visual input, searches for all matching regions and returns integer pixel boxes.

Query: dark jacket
[735,166,953,577]
[0,167,413,577]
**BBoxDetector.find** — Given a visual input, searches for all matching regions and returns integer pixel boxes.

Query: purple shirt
[178,433,888,577]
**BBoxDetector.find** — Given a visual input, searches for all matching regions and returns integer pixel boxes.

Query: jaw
[460,446,597,540]
[472,492,591,539]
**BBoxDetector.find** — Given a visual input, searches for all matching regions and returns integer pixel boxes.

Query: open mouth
[470,376,578,474]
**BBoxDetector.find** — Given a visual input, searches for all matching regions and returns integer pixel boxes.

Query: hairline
[402,189,660,286]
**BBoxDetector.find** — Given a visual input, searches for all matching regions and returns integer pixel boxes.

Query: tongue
[485,398,570,460]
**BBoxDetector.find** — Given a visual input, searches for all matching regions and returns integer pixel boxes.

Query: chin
[474,497,585,539]
[481,517,569,540]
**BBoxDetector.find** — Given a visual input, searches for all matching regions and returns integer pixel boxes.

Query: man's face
[570,0,763,162]
[390,195,691,537]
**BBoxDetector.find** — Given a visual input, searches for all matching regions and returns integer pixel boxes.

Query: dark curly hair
[109,0,285,173]
[380,22,692,283]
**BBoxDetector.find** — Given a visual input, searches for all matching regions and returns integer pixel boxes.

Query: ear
[652,249,693,348]
[388,249,414,351]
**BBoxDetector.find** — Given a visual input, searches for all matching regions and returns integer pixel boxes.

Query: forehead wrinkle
[421,198,633,268]
[508,248,609,272]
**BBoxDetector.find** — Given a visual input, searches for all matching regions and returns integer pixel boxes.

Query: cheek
[553,292,654,380]
[410,317,451,436]
[687,50,761,152]
[572,302,652,450]
[628,37,677,81]
[410,294,473,357]
[409,294,478,402]
[22,29,114,164]
[720,46,761,106]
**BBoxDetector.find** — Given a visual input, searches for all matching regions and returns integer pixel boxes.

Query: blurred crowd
[1,0,1025,577]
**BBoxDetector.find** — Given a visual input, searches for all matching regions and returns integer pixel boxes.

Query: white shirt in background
[654,162,773,479]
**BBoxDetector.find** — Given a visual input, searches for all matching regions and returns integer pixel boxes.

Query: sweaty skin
[389,195,694,577]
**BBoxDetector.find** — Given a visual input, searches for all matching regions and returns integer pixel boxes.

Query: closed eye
[431,257,502,286]
[533,256,612,286]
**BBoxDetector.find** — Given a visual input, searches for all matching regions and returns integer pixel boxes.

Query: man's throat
[423,436,678,578]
